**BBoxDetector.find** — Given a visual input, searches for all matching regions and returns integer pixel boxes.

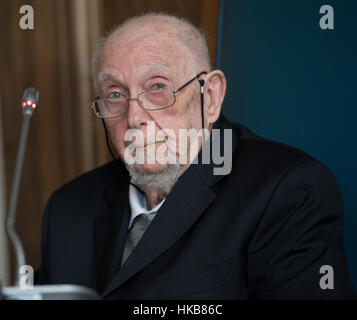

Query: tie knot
[131,213,151,231]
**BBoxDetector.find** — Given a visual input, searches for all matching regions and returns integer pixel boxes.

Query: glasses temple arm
[196,72,207,135]
[174,71,208,93]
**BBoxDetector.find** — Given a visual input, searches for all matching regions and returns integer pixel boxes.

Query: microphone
[21,87,39,116]
[2,88,99,299]
[6,87,39,285]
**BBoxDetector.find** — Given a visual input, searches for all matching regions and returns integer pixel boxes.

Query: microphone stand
[5,107,32,285]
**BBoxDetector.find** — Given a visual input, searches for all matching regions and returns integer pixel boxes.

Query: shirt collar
[128,184,165,229]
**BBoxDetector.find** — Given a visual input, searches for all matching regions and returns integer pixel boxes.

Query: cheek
[106,120,128,155]
[166,95,197,128]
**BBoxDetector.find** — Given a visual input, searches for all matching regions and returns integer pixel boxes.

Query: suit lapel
[93,170,130,294]
[101,166,217,298]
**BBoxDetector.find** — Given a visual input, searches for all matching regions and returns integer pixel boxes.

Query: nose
[127,98,146,129]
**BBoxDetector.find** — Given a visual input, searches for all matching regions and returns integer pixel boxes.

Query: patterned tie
[121,213,151,266]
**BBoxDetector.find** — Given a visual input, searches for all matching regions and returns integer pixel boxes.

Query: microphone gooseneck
[6,87,38,285]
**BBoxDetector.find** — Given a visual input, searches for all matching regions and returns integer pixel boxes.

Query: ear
[203,70,227,127]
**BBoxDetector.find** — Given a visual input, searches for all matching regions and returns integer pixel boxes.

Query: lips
[143,141,166,148]
[128,140,165,148]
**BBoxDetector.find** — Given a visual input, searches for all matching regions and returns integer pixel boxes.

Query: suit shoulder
[50,161,117,200]
[231,123,337,183]
[233,123,315,167]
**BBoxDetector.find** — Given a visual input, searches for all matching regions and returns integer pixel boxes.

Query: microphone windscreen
[22,87,39,104]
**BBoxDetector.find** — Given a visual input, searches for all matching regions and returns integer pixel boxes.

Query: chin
[133,162,170,174]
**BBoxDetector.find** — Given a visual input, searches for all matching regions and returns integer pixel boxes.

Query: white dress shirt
[128,184,166,229]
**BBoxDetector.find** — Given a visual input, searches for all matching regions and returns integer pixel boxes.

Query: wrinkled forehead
[98,26,194,80]
[109,19,180,45]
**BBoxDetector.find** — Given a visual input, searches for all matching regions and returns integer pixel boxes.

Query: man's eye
[109,92,124,99]
[151,83,166,90]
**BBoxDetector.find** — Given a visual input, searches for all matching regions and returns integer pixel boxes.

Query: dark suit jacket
[35,114,356,299]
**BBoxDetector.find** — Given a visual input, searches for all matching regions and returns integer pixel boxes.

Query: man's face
[98,26,204,174]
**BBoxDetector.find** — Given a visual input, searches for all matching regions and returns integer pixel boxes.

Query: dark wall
[219,0,357,288]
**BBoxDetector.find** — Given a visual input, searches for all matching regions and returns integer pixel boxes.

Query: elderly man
[35,13,355,299]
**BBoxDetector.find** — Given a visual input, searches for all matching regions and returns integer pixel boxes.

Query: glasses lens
[97,97,127,118]
[140,89,175,110]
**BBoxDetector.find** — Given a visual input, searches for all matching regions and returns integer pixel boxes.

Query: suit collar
[194,112,238,188]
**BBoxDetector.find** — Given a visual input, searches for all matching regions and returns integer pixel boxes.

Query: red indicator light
[22,102,26,108]
[32,103,36,109]
[27,100,32,106]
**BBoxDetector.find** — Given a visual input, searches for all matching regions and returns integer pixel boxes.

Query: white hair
[127,163,181,196]
[90,12,212,92]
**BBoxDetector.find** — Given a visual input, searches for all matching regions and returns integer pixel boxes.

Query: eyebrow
[144,63,171,75]
[98,73,122,84]
[98,64,172,86]
[97,73,129,95]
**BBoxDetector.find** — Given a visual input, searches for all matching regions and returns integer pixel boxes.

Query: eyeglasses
[89,71,207,119]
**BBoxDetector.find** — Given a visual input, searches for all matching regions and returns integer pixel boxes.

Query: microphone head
[21,87,39,116]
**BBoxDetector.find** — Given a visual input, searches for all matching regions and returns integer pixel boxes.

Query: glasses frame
[89,71,208,119]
